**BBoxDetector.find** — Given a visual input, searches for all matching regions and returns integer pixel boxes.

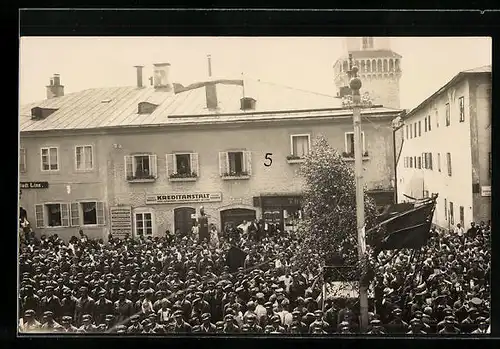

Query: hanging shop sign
[109,206,133,239]
[20,181,49,189]
[146,192,222,205]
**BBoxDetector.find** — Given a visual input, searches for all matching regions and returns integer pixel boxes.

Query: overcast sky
[19,37,491,110]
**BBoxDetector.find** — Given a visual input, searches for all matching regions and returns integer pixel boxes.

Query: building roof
[347,49,402,59]
[20,79,401,133]
[405,64,491,119]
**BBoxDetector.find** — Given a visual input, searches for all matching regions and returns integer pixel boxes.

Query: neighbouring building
[19,57,402,241]
[333,37,402,109]
[395,65,491,230]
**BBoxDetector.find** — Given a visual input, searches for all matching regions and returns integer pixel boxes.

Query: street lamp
[339,58,370,333]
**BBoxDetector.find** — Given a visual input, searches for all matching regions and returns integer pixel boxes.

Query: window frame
[458,96,465,122]
[290,134,311,158]
[125,153,158,181]
[72,201,106,227]
[20,148,27,173]
[449,202,454,225]
[219,150,252,178]
[344,131,366,155]
[167,152,199,180]
[36,202,70,228]
[134,208,155,237]
[40,146,60,172]
[75,145,94,172]
[428,115,432,131]
[418,120,422,137]
[446,152,452,177]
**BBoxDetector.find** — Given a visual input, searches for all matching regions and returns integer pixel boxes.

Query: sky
[19,37,491,110]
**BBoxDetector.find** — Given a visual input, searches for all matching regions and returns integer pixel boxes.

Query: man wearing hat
[287,310,307,334]
[223,314,240,333]
[102,314,116,333]
[40,285,62,320]
[245,313,263,333]
[407,318,427,335]
[460,307,479,333]
[173,309,192,333]
[60,315,78,333]
[438,315,461,334]
[309,310,329,334]
[436,307,455,332]
[94,289,113,326]
[254,292,267,325]
[269,314,286,333]
[215,321,224,334]
[127,314,143,333]
[74,286,95,327]
[337,321,353,334]
[367,319,386,335]
[471,317,489,334]
[19,309,41,333]
[200,313,216,333]
[114,289,134,324]
[40,311,62,332]
[78,314,98,333]
[386,307,408,334]
[21,284,40,319]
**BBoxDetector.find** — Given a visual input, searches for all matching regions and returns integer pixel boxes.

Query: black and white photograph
[18,36,491,336]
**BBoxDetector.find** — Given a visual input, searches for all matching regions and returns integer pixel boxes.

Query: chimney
[46,74,64,99]
[152,63,171,90]
[205,55,218,110]
[134,65,144,88]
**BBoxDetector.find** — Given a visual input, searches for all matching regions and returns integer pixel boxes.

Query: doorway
[174,207,195,236]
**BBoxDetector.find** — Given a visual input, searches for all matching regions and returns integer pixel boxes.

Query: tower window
[362,37,374,50]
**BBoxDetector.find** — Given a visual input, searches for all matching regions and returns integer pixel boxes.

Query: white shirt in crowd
[454,225,465,236]
[237,221,251,235]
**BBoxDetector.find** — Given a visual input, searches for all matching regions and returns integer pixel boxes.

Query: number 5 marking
[264,153,273,167]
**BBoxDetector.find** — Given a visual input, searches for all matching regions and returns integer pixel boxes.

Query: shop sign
[481,186,491,197]
[20,181,49,189]
[261,196,301,207]
[146,192,222,205]
[109,206,133,238]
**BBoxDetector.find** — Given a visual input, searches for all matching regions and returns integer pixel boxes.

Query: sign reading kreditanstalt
[146,193,223,205]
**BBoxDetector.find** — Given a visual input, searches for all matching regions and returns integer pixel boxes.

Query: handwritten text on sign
[146,193,222,205]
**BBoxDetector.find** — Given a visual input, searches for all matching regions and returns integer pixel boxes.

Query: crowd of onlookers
[18,214,490,335]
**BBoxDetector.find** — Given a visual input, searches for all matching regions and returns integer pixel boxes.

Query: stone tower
[333,37,402,109]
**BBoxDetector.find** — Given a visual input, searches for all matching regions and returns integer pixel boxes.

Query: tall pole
[349,65,369,333]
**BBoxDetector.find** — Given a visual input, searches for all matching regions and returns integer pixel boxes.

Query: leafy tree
[295,135,378,274]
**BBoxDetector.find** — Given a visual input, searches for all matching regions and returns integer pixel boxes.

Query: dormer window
[31,107,58,120]
[240,97,257,111]
[138,102,158,114]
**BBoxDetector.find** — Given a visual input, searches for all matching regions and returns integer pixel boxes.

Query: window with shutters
[409,157,413,168]
[428,115,432,131]
[69,201,105,226]
[445,103,450,126]
[458,96,465,122]
[167,153,199,181]
[422,153,427,169]
[20,148,27,173]
[417,156,422,169]
[288,134,310,162]
[414,123,417,138]
[418,121,422,137]
[35,203,70,228]
[75,145,94,171]
[219,151,252,179]
[125,154,157,182]
[428,152,433,170]
[41,147,59,171]
[447,152,452,176]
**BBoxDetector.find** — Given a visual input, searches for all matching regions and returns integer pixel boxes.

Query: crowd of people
[18,212,491,335]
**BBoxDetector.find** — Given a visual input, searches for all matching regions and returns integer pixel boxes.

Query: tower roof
[346,49,402,59]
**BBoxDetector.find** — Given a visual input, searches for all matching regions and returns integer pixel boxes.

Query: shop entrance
[220,208,256,232]
[174,207,196,236]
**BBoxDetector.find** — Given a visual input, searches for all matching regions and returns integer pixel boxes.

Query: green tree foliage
[295,135,378,271]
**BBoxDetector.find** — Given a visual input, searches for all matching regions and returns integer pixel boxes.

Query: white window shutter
[219,152,227,176]
[150,155,158,178]
[190,153,199,176]
[70,203,80,227]
[35,204,44,228]
[245,151,252,175]
[125,155,133,178]
[166,154,174,177]
[96,202,105,225]
[61,203,70,227]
